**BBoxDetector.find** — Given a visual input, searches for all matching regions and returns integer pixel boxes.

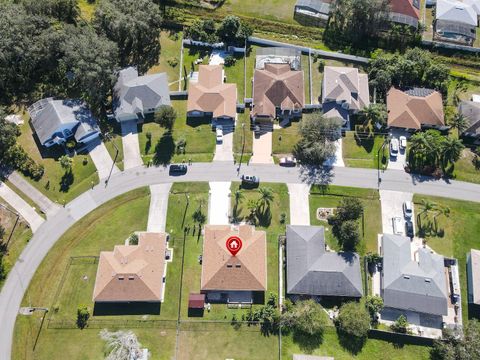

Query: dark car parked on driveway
[169,164,187,175]
[405,220,414,238]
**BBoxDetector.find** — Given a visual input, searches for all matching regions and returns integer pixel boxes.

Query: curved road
[2,162,480,359]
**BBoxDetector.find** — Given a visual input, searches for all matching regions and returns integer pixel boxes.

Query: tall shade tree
[281,299,328,337]
[336,301,371,339]
[21,0,80,23]
[93,0,163,73]
[60,25,119,111]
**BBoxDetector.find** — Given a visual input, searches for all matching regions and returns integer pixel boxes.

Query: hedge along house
[92,232,172,304]
[187,65,237,128]
[28,98,100,148]
[200,225,267,304]
[113,67,171,124]
[321,66,370,130]
[286,225,363,300]
[251,48,304,125]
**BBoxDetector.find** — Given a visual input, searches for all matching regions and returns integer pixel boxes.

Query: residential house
[389,0,421,28]
[28,98,100,148]
[187,65,237,126]
[113,67,171,123]
[92,232,172,303]
[458,100,480,139]
[293,0,332,27]
[387,87,445,130]
[200,225,267,303]
[252,48,304,123]
[467,249,480,308]
[381,234,449,317]
[286,225,363,299]
[321,66,370,129]
[434,0,478,46]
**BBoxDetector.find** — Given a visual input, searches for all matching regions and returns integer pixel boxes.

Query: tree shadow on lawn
[153,132,175,166]
[354,132,375,154]
[59,170,74,192]
[337,328,367,355]
[256,207,272,227]
[291,330,324,353]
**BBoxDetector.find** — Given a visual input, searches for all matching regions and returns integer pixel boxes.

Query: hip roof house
[322,66,370,129]
[387,87,445,129]
[434,0,478,46]
[201,225,266,303]
[113,67,171,123]
[93,232,171,303]
[458,100,480,138]
[28,98,100,148]
[286,225,363,298]
[252,62,304,122]
[187,65,237,122]
[381,234,448,316]
[389,0,421,28]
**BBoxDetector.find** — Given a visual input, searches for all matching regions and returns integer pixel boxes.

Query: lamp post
[104,132,119,187]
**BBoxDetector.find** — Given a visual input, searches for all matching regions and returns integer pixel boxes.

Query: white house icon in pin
[230,240,239,249]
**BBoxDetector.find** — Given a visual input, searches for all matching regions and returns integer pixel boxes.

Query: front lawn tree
[154,105,176,130]
[293,112,342,165]
[336,220,361,251]
[76,305,90,329]
[281,299,327,337]
[93,0,163,73]
[59,155,73,172]
[335,197,364,222]
[448,113,469,134]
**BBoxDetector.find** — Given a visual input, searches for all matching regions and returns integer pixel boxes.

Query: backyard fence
[48,318,178,330]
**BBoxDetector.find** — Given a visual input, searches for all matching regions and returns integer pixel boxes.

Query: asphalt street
[1,162,480,359]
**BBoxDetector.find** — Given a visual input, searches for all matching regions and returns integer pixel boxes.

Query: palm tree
[433,205,450,234]
[232,189,244,221]
[418,199,436,233]
[59,155,73,172]
[452,81,468,106]
[440,137,464,170]
[246,199,259,224]
[408,132,429,168]
[448,113,469,135]
[257,187,274,210]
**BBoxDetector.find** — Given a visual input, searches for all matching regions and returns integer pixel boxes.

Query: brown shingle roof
[252,64,304,119]
[390,0,420,19]
[187,65,237,118]
[387,87,444,129]
[322,67,370,111]
[201,225,267,292]
[92,232,168,302]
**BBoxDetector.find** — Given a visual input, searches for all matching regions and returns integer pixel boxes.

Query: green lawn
[178,322,279,360]
[282,326,430,360]
[272,121,300,156]
[413,194,480,323]
[16,112,99,203]
[104,121,125,171]
[0,200,32,289]
[148,31,183,91]
[12,188,151,359]
[452,149,480,185]
[309,185,382,255]
[137,100,215,165]
[222,0,297,24]
[343,131,389,169]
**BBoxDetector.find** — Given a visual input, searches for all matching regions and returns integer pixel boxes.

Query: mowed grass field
[309,185,382,255]
[13,188,151,360]
[343,131,389,169]
[222,0,297,24]
[413,194,480,323]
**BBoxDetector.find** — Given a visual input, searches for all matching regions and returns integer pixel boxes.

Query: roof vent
[118,276,124,280]
[227,264,233,268]
[403,275,410,279]
[425,278,431,283]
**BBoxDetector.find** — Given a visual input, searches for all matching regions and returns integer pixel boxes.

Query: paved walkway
[251,132,274,164]
[213,132,234,162]
[208,182,231,225]
[287,183,311,225]
[0,182,44,232]
[147,183,172,233]
[87,139,120,180]
[121,120,143,170]
[7,172,60,217]
[4,164,480,360]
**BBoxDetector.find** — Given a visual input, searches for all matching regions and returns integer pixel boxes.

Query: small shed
[188,293,205,309]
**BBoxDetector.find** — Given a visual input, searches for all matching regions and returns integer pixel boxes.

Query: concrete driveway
[147,183,172,233]
[213,131,234,162]
[121,120,143,170]
[87,139,120,180]
[324,139,345,167]
[387,130,408,171]
[379,190,415,236]
[208,182,231,225]
[0,182,44,232]
[287,183,310,225]
[251,131,274,164]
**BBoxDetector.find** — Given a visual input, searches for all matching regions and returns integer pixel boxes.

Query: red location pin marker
[226,236,242,256]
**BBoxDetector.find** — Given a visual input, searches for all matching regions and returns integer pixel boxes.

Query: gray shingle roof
[286,225,363,298]
[114,67,171,119]
[381,234,448,316]
[295,0,331,15]
[458,101,480,136]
